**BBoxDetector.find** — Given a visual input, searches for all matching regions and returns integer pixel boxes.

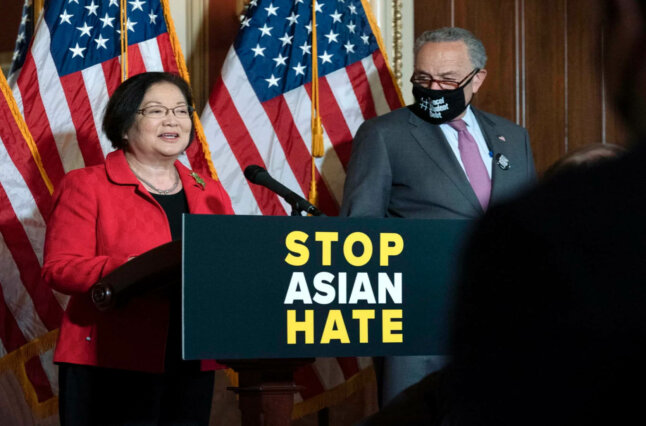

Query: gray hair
[414,27,487,69]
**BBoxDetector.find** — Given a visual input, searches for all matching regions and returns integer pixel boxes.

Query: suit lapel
[408,109,483,213]
[472,108,514,207]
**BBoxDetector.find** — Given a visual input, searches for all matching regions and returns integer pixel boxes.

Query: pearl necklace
[131,169,180,195]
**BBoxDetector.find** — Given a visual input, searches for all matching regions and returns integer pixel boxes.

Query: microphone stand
[285,194,325,216]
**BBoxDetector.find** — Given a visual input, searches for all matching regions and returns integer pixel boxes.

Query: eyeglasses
[137,105,194,119]
[410,68,480,90]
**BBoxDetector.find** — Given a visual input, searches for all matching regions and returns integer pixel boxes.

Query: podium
[92,215,471,425]
[222,358,314,426]
[90,241,313,425]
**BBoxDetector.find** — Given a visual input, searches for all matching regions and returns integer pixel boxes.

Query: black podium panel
[183,215,471,360]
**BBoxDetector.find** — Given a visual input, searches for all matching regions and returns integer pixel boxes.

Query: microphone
[244,165,324,216]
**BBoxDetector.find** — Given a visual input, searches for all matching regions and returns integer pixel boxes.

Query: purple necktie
[448,119,491,210]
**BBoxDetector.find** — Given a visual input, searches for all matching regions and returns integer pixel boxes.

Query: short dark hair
[543,143,626,180]
[102,72,195,150]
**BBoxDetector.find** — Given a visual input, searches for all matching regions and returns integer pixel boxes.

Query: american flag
[200,0,403,417]
[10,0,215,184]
[2,0,214,421]
[202,0,402,217]
[8,0,34,79]
[0,67,60,421]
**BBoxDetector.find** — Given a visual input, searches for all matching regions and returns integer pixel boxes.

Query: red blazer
[42,150,234,373]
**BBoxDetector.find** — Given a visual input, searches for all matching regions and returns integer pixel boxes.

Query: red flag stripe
[345,60,378,120]
[0,282,28,352]
[0,119,51,219]
[261,95,338,214]
[156,33,179,74]
[372,51,402,111]
[58,74,105,167]
[127,42,148,77]
[335,357,361,379]
[305,79,354,169]
[0,187,63,330]
[102,58,122,97]
[209,80,286,216]
[24,355,54,403]
[294,364,326,399]
[14,55,65,184]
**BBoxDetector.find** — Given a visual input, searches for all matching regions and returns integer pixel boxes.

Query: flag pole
[33,0,44,20]
[120,0,129,82]
[0,69,53,194]
[309,0,323,207]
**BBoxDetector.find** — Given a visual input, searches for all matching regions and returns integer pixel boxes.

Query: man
[445,0,646,424]
[341,27,536,404]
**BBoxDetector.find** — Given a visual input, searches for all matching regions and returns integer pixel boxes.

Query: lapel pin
[498,135,506,142]
[190,172,206,190]
[495,153,511,170]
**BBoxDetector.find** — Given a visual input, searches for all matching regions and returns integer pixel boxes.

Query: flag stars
[305,21,317,34]
[324,29,339,43]
[300,41,311,55]
[279,32,293,46]
[265,74,280,88]
[265,3,279,17]
[69,43,86,58]
[347,22,356,33]
[109,0,119,6]
[293,63,306,76]
[258,23,273,37]
[286,12,299,26]
[330,10,343,23]
[273,53,288,67]
[249,0,258,6]
[12,50,20,61]
[59,9,73,25]
[348,4,357,14]
[129,0,145,12]
[68,0,79,4]
[100,13,115,28]
[126,18,138,32]
[17,32,26,43]
[344,41,355,53]
[85,0,99,16]
[361,33,370,44]
[314,2,324,13]
[240,16,251,28]
[251,43,266,57]
[21,14,30,26]
[76,22,93,37]
[113,20,135,36]
[149,12,158,24]
[319,51,333,64]
[94,34,109,49]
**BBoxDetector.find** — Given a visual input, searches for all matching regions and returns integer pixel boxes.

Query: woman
[42,72,234,425]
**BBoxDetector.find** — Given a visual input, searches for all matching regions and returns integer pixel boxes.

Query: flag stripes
[201,0,403,414]
[207,49,396,217]
[2,1,217,417]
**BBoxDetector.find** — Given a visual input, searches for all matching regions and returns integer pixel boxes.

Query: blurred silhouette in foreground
[447,0,646,424]
[542,143,626,181]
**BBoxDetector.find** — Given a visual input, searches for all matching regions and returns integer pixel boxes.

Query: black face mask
[410,74,476,125]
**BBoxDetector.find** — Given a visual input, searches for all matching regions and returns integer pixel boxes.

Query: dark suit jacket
[447,143,646,425]
[341,106,535,218]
